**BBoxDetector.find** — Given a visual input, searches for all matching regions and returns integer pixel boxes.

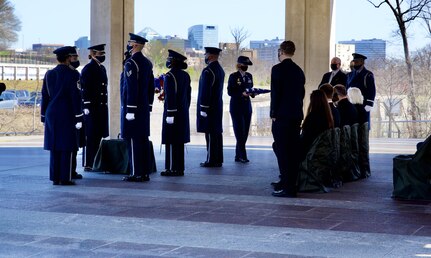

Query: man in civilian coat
[197,47,225,167]
[121,33,155,182]
[270,40,306,198]
[80,44,109,171]
[41,46,84,185]
[319,57,347,87]
[160,50,192,176]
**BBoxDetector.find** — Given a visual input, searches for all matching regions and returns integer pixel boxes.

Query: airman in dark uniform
[80,44,109,171]
[197,47,225,167]
[41,46,84,185]
[346,53,376,178]
[121,33,155,182]
[160,50,192,177]
[227,56,254,163]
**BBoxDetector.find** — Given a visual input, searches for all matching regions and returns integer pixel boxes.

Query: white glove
[126,113,135,121]
[200,111,207,117]
[83,109,90,115]
[166,116,174,124]
[364,105,372,112]
[75,122,82,129]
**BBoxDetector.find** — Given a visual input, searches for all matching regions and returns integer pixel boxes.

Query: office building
[338,38,386,61]
[335,43,355,72]
[249,38,284,64]
[75,36,90,50]
[188,25,218,50]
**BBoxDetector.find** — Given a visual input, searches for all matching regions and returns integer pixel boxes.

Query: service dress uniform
[120,33,155,181]
[41,46,83,185]
[161,50,192,176]
[80,44,109,170]
[227,56,254,163]
[197,47,225,167]
[346,53,376,178]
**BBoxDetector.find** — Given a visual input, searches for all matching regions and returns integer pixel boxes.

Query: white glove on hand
[126,113,135,121]
[83,109,90,115]
[364,105,372,112]
[166,116,174,124]
[200,111,207,117]
[75,122,82,129]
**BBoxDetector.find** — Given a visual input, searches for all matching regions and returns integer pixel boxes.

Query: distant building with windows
[338,38,386,61]
[158,35,186,50]
[335,43,355,72]
[249,37,284,64]
[32,44,64,54]
[137,27,162,41]
[75,36,90,50]
[188,25,218,50]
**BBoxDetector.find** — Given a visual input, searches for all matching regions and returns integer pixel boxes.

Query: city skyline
[8,0,431,57]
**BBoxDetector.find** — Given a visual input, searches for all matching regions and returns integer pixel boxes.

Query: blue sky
[9,0,431,57]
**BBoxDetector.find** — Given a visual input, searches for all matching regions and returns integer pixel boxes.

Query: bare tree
[0,0,21,50]
[230,27,251,54]
[367,0,431,137]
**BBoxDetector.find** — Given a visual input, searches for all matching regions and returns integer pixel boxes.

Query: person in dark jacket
[270,40,305,198]
[160,50,192,177]
[227,56,254,163]
[197,47,225,167]
[334,84,358,126]
[319,57,347,87]
[41,46,84,185]
[319,83,340,128]
[301,90,335,156]
[80,44,109,171]
[121,33,155,182]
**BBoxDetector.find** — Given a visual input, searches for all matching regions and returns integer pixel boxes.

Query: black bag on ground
[392,135,431,200]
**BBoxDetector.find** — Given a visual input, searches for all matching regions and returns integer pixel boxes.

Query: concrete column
[90,0,134,137]
[285,0,335,102]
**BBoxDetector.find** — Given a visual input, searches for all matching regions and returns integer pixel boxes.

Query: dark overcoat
[196,60,225,133]
[162,68,192,144]
[120,52,155,139]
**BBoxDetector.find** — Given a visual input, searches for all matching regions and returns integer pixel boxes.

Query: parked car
[15,90,30,103]
[20,95,41,107]
[0,92,19,110]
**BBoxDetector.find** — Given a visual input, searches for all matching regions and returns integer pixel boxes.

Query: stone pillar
[90,0,134,137]
[285,0,335,103]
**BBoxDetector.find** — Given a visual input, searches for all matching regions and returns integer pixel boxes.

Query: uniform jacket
[80,59,109,138]
[162,68,192,144]
[196,60,225,133]
[227,70,253,114]
[120,52,155,139]
[270,58,305,123]
[336,98,358,126]
[319,70,347,87]
[41,64,83,151]
[346,67,376,107]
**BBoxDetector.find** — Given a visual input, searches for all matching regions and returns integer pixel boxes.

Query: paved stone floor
[0,137,430,257]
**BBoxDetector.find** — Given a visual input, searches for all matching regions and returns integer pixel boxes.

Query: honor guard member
[41,46,84,185]
[346,53,376,178]
[80,43,109,171]
[319,57,347,87]
[227,56,254,163]
[68,47,84,180]
[121,33,155,182]
[270,41,305,198]
[160,50,192,176]
[197,47,225,167]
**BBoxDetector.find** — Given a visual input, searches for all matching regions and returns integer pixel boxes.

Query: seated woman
[301,90,335,158]
[334,84,358,126]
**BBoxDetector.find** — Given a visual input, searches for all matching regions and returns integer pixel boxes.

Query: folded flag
[245,88,271,95]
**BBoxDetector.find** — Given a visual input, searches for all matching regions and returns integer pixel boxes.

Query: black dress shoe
[234,158,248,163]
[52,181,59,185]
[272,189,297,198]
[122,175,150,182]
[84,167,93,172]
[200,162,222,167]
[171,170,184,176]
[59,181,75,186]
[271,180,281,186]
[272,182,284,191]
[160,170,171,176]
[72,172,83,179]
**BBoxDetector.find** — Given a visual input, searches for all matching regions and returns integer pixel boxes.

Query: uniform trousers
[84,133,102,169]
[230,111,251,160]
[205,132,223,164]
[125,137,150,176]
[165,143,185,172]
[271,119,302,193]
[50,150,73,182]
